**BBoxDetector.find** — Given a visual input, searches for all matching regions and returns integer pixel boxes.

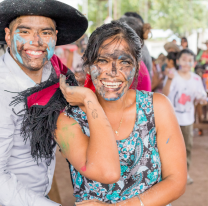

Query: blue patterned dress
[65,90,162,204]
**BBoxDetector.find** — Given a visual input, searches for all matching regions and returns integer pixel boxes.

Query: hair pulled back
[83,20,142,71]
[119,16,151,41]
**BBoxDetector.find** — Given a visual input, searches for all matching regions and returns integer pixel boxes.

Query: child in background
[163,49,207,185]
[163,52,178,86]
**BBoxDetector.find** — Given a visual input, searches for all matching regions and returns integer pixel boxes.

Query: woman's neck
[96,91,134,114]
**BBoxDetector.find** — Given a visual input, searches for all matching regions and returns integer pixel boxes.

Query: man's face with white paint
[90,37,137,101]
[5,15,58,71]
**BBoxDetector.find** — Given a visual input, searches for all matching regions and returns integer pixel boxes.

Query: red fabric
[50,54,68,77]
[27,83,59,108]
[84,61,151,92]
[84,74,96,92]
[27,55,68,109]
[135,61,151,91]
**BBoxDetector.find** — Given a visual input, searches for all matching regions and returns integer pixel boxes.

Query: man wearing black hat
[0,0,87,205]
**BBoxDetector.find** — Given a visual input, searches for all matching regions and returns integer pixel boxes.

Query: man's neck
[19,65,43,84]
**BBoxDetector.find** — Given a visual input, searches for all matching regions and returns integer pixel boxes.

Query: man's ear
[5,28,11,47]
[55,30,58,44]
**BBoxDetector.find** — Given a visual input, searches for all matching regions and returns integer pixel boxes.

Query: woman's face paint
[90,38,136,101]
[9,16,57,71]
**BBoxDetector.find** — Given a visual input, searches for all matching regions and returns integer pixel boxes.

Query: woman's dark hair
[119,16,151,41]
[181,37,188,48]
[124,12,144,24]
[83,20,142,71]
[177,48,196,61]
[167,52,178,68]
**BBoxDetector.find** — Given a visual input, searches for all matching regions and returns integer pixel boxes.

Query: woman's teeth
[26,50,43,56]
[102,81,122,89]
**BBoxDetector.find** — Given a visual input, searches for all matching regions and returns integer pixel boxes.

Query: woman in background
[67,34,88,86]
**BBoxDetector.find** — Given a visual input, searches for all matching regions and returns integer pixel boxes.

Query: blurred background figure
[151,57,164,93]
[119,16,151,91]
[196,40,208,69]
[164,41,180,53]
[67,34,88,86]
[0,44,6,56]
[163,49,207,185]
[172,39,177,44]
[181,37,189,49]
[124,12,152,79]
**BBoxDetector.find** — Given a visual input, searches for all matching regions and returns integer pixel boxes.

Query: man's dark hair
[177,48,195,61]
[83,20,142,70]
[124,12,144,24]
[167,52,178,68]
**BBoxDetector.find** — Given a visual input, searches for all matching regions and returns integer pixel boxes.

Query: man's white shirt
[0,49,60,206]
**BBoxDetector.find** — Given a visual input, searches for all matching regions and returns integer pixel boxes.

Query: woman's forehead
[99,38,132,56]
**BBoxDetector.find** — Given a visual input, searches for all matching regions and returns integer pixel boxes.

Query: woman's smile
[101,80,123,90]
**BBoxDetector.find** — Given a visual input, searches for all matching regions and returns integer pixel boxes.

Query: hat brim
[164,42,180,52]
[0,0,88,46]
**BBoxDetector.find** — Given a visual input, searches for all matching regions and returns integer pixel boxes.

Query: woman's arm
[55,75,120,184]
[78,93,186,206]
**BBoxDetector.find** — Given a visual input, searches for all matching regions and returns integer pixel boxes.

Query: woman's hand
[60,74,97,107]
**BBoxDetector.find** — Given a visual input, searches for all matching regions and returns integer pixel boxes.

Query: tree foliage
[79,0,208,36]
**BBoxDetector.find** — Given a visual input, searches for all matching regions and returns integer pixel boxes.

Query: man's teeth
[26,50,43,56]
[102,81,122,88]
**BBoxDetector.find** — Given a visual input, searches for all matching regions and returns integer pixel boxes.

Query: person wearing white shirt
[163,49,207,185]
[0,0,88,205]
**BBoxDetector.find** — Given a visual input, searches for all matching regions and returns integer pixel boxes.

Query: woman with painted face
[163,49,207,185]
[56,21,186,206]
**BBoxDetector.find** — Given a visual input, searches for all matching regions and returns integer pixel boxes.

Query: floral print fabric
[65,90,162,204]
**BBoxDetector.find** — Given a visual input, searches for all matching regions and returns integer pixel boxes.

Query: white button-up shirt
[0,49,60,206]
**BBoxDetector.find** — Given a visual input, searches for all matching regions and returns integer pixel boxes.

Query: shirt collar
[4,48,52,91]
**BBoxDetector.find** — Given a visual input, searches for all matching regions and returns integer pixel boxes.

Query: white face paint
[178,53,194,72]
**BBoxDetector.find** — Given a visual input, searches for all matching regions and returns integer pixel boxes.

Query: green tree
[79,0,208,36]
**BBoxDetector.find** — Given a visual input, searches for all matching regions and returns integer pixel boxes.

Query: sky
[0,0,83,9]
[57,0,82,9]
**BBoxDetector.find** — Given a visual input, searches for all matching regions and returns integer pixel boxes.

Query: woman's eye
[121,61,131,65]
[98,59,107,63]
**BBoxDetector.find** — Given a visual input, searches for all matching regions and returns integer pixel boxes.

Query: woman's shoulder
[152,93,173,114]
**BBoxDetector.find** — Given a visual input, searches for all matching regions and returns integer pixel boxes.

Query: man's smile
[25,50,45,58]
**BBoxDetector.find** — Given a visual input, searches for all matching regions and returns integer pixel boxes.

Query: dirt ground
[53,129,208,206]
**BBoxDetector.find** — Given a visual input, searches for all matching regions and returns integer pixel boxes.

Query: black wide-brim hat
[0,0,88,45]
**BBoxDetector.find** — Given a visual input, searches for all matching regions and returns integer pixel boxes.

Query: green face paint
[57,133,70,154]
